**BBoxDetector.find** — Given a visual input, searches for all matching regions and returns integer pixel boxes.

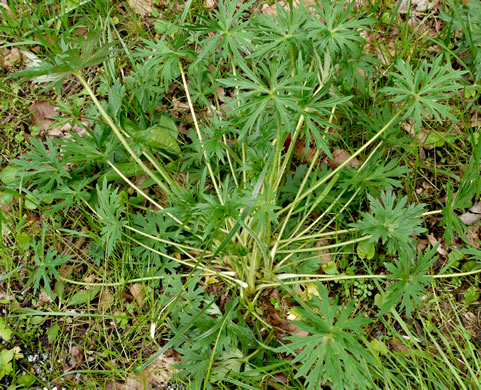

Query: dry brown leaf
[30,101,58,134]
[37,290,54,307]
[99,290,115,311]
[400,0,433,12]
[70,346,84,366]
[460,201,481,225]
[3,47,21,68]
[314,239,331,265]
[460,212,481,225]
[216,86,225,103]
[83,274,96,283]
[293,139,317,164]
[128,0,153,16]
[329,149,360,169]
[467,225,480,248]
[125,354,179,389]
[260,2,281,15]
[129,283,146,306]
[204,0,216,8]
[172,98,189,112]
[59,265,73,278]
[261,0,316,15]
[426,234,448,256]
[0,291,15,302]
[471,201,481,214]
[106,381,134,390]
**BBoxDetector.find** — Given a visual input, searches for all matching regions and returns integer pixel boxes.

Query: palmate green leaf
[186,0,255,65]
[250,1,310,61]
[382,56,465,130]
[441,138,480,243]
[343,157,408,195]
[350,191,426,255]
[299,86,352,157]
[219,60,306,138]
[134,37,195,92]
[32,247,71,299]
[440,181,476,244]
[95,179,126,256]
[276,283,372,390]
[380,246,436,318]
[131,210,181,270]
[9,32,115,92]
[307,0,372,59]
[12,137,72,191]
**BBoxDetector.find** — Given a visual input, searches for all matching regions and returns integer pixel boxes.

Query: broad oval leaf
[156,115,178,138]
[101,162,145,182]
[67,287,101,307]
[145,125,180,154]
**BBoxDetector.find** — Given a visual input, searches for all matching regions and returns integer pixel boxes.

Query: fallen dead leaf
[106,382,136,390]
[129,283,146,306]
[427,234,448,256]
[471,201,481,214]
[30,101,58,135]
[417,238,428,252]
[467,225,480,248]
[329,149,360,169]
[260,0,316,15]
[59,265,73,279]
[37,290,54,307]
[99,289,115,311]
[0,291,16,302]
[70,346,84,366]
[124,354,179,389]
[204,0,216,8]
[314,239,332,265]
[172,98,189,112]
[216,86,225,103]
[460,201,481,225]
[400,0,433,12]
[293,138,317,165]
[3,47,22,68]
[128,0,153,16]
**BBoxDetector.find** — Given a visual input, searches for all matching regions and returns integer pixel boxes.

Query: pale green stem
[283,173,343,244]
[130,236,248,288]
[278,229,353,244]
[223,135,239,187]
[75,72,171,194]
[142,149,183,193]
[277,235,371,255]
[270,147,321,259]
[178,62,223,203]
[276,233,368,270]
[270,107,337,260]
[124,225,210,254]
[106,161,182,225]
[278,111,402,215]
[247,247,259,296]
[433,268,481,279]
[259,263,481,290]
[230,56,247,187]
[273,114,305,191]
[423,210,442,216]
[59,273,225,287]
[316,188,360,233]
